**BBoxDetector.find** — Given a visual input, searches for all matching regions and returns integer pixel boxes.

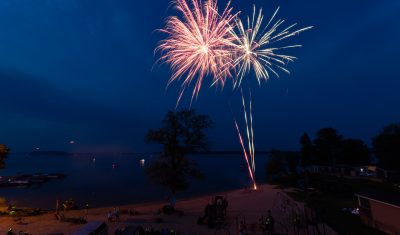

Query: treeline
[300,128,369,166]
[266,122,400,181]
[300,123,400,170]
[300,123,400,171]
[0,144,10,169]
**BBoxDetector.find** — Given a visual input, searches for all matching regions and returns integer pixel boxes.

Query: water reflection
[1,153,267,209]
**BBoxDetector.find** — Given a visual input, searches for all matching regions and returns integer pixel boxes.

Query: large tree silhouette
[314,128,343,165]
[300,132,314,166]
[300,129,370,166]
[145,110,213,197]
[373,123,400,171]
[338,139,370,165]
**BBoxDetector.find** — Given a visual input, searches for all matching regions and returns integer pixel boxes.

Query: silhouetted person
[85,203,89,215]
[265,210,274,234]
[55,199,60,214]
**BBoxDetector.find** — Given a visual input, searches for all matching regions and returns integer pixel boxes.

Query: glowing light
[156,0,238,103]
[231,6,313,88]
[140,158,145,167]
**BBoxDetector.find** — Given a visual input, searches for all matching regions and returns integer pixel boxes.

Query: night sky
[0,0,399,153]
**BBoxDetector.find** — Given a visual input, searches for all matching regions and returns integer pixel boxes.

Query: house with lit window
[355,190,400,235]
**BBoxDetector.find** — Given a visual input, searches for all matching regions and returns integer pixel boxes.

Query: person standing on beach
[85,203,89,215]
[114,207,120,222]
[266,210,274,234]
[107,211,112,222]
[170,195,176,209]
[55,199,59,214]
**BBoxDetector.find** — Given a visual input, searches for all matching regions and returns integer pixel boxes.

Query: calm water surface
[0,153,267,210]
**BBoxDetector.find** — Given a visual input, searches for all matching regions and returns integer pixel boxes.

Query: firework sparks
[156,0,238,103]
[234,90,257,189]
[231,5,313,88]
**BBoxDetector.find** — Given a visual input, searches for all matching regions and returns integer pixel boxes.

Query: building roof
[355,190,400,209]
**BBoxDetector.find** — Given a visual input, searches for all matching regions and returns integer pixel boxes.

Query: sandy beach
[0,184,337,235]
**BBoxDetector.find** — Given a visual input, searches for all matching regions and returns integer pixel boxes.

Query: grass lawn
[288,190,385,235]
[284,173,399,235]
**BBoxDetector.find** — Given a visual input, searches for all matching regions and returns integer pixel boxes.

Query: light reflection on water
[0,153,267,210]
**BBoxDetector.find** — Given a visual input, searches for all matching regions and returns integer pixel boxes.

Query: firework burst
[231,6,313,88]
[156,1,312,190]
[156,0,238,103]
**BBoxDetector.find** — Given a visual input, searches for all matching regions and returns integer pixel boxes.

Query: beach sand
[0,184,337,235]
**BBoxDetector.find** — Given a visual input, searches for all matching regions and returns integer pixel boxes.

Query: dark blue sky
[0,0,399,152]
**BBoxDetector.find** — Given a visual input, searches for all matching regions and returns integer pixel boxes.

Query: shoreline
[0,184,337,235]
[4,184,267,213]
[2,183,259,211]
[0,184,278,234]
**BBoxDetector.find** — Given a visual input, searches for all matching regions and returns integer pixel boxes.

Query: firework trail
[231,5,313,88]
[241,89,255,175]
[234,119,255,185]
[249,94,255,173]
[233,89,257,189]
[156,0,238,103]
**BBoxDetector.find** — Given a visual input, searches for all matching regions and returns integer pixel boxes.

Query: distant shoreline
[29,151,72,156]
[9,150,276,156]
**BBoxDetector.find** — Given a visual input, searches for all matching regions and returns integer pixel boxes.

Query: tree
[145,110,213,197]
[373,123,400,171]
[338,139,370,166]
[314,128,343,165]
[286,151,301,173]
[266,150,299,176]
[0,144,10,169]
[300,132,314,166]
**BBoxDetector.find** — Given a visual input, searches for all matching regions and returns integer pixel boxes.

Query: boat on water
[0,172,66,188]
[9,180,31,185]
[0,178,31,187]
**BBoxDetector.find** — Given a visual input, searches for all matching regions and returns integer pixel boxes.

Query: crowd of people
[238,210,275,235]
[107,207,121,222]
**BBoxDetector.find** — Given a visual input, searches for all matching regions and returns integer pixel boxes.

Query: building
[376,167,400,183]
[355,190,400,235]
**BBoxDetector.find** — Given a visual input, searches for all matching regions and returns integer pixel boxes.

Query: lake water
[0,153,267,210]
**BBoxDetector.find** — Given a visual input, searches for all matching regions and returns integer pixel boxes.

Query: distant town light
[140,158,145,167]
